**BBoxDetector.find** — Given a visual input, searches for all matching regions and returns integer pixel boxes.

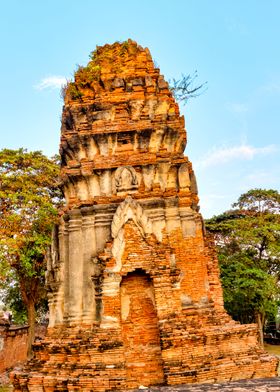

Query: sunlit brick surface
[11,41,278,391]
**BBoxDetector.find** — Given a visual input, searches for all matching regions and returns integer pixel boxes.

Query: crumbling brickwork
[12,40,278,391]
[0,324,28,373]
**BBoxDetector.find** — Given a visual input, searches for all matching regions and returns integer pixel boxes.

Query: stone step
[131,377,280,391]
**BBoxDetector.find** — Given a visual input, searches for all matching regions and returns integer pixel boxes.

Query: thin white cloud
[225,18,249,35]
[196,143,278,169]
[34,76,67,90]
[244,168,280,188]
[226,102,249,114]
[207,194,227,199]
[262,82,280,94]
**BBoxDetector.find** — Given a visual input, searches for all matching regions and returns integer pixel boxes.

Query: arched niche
[111,197,155,267]
[111,196,153,240]
[120,269,164,387]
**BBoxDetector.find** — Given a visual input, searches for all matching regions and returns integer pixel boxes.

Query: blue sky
[0,0,279,218]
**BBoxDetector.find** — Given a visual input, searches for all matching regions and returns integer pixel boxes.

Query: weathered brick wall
[0,325,28,373]
[11,40,279,391]
[11,222,278,391]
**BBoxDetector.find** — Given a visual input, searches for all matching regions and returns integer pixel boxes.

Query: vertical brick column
[165,198,181,233]
[94,206,115,252]
[81,207,96,323]
[67,210,83,324]
[54,224,66,325]
[62,215,70,322]
[179,206,198,237]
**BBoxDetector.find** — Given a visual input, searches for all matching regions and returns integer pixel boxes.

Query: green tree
[0,148,62,357]
[206,189,280,345]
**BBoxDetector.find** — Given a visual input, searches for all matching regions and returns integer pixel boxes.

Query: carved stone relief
[115,166,138,193]
[128,99,144,120]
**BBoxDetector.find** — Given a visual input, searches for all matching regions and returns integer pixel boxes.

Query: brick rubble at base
[11,40,278,391]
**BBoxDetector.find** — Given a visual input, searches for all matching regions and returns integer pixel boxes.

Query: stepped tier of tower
[59,41,197,211]
[12,41,278,391]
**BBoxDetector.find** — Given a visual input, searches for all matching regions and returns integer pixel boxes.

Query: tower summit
[12,40,277,391]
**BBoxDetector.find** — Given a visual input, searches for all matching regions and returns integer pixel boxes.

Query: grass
[264,343,280,356]
[264,343,280,376]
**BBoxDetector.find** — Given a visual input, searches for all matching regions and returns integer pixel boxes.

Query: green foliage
[89,40,138,64]
[75,63,101,88]
[206,188,280,328]
[89,40,140,75]
[1,281,28,324]
[66,82,83,100]
[0,386,13,392]
[233,188,280,214]
[1,279,48,325]
[64,40,206,103]
[0,148,63,328]
[219,251,277,324]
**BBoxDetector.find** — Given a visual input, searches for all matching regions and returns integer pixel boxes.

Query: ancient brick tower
[12,41,277,391]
